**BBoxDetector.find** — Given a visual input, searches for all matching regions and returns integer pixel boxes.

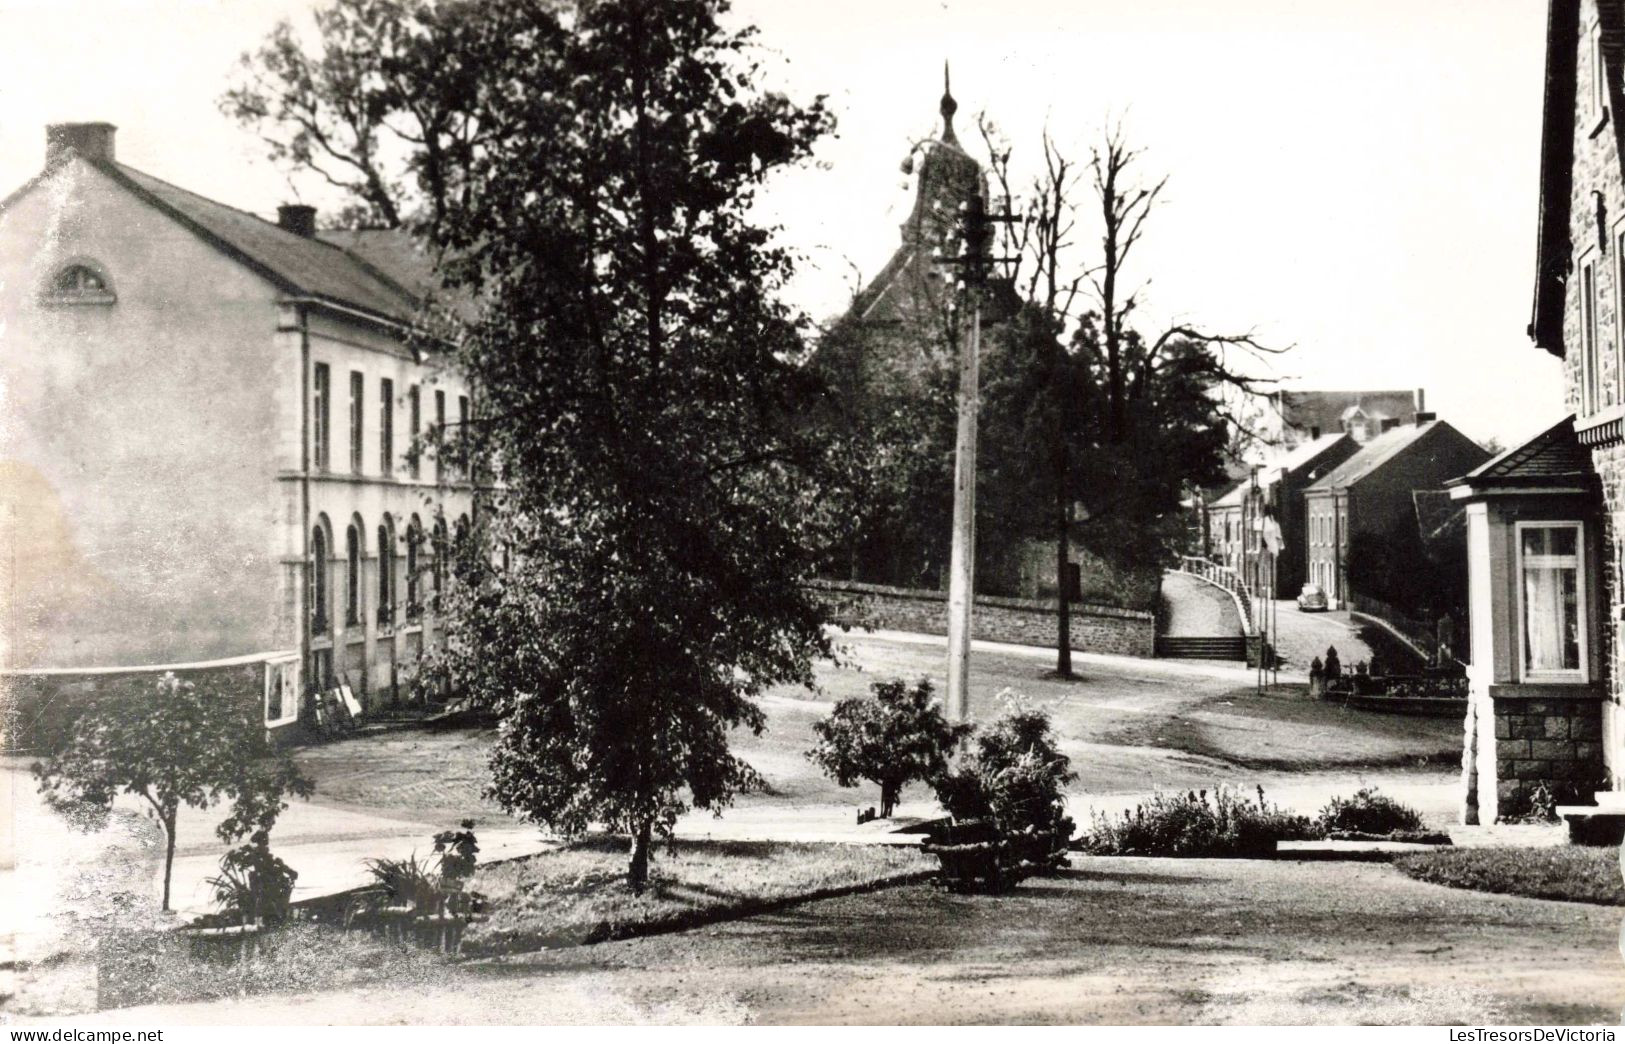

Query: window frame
[350,371,366,474]
[1582,251,1602,415]
[380,377,395,476]
[408,384,422,480]
[313,363,331,472]
[1513,520,1589,684]
[42,260,117,306]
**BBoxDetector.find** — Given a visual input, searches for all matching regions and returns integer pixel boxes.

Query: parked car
[1297,583,1329,612]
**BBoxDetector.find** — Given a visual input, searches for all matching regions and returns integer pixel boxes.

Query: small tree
[807,678,968,818]
[33,672,313,911]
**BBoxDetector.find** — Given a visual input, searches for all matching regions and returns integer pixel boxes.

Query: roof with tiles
[1306,420,1459,492]
[104,163,422,325]
[1451,415,1591,487]
[1208,433,1356,507]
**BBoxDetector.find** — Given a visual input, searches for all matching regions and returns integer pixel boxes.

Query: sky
[0,0,1558,446]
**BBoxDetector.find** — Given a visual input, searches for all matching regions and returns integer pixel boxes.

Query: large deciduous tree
[977,120,1286,673]
[231,0,839,890]
[33,672,313,911]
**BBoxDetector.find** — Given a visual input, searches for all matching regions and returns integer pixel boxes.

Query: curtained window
[1520,524,1583,678]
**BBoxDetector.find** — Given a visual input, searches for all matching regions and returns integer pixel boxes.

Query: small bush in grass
[1081,784,1319,857]
[1316,787,1424,837]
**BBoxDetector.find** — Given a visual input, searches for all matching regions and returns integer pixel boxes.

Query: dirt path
[70,857,1625,1025]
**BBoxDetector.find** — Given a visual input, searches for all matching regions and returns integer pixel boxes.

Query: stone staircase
[1155,635,1248,661]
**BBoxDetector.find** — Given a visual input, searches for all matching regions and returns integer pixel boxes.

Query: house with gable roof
[0,122,476,748]
[1446,0,1625,827]
[1303,418,1488,612]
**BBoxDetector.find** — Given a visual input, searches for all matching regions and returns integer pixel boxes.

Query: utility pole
[937,191,1018,723]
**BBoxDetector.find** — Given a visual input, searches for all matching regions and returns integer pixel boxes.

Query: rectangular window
[1518,523,1585,679]
[380,378,394,475]
[1616,229,1625,405]
[458,394,470,480]
[1584,259,1601,415]
[312,363,330,471]
[349,371,365,473]
[408,385,421,479]
[435,389,447,480]
[1594,29,1608,116]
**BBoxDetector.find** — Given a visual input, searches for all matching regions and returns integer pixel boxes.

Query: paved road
[1262,601,1423,672]
[59,856,1625,1025]
[1160,572,1242,637]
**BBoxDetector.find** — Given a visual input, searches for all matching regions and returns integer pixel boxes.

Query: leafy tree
[974,120,1286,672]
[234,0,839,890]
[807,678,969,817]
[32,672,313,910]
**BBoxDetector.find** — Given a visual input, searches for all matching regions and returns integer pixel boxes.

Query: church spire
[940,60,959,144]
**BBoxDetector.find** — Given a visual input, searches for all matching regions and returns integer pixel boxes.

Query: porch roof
[1447,415,1591,491]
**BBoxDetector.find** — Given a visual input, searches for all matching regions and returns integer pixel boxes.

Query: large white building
[0,122,476,747]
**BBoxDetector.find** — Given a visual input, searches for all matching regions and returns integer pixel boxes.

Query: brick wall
[1490,694,1605,812]
[807,578,1156,659]
[1,659,273,755]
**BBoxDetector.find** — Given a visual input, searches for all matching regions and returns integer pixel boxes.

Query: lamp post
[936,192,1018,723]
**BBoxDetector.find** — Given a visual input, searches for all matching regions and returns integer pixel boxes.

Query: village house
[1265,388,1426,450]
[1203,432,1360,598]
[1452,0,1625,827]
[0,123,475,748]
[1302,417,1488,611]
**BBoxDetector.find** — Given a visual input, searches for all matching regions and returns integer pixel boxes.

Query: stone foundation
[1489,692,1605,816]
[807,578,1156,659]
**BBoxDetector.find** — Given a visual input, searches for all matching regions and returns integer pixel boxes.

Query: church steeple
[940,61,959,144]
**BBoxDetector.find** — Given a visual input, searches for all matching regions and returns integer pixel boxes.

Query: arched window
[406,518,422,619]
[377,519,395,628]
[44,261,116,305]
[346,523,362,626]
[432,518,449,611]
[311,526,329,635]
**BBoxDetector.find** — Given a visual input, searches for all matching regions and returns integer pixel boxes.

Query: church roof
[851,66,987,326]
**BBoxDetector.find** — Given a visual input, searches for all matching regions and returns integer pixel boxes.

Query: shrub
[932,704,1076,844]
[808,678,969,817]
[1081,784,1319,857]
[1316,787,1424,836]
[206,830,298,926]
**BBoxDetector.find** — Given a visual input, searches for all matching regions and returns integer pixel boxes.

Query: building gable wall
[0,157,286,667]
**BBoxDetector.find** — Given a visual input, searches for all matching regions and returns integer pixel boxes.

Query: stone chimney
[46,122,116,166]
[1416,388,1426,414]
[277,204,317,238]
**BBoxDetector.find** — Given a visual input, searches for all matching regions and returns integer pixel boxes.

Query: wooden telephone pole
[938,191,1018,722]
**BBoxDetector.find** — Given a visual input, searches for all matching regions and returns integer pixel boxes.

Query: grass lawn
[292,632,1463,826]
[464,838,932,955]
[1394,845,1625,906]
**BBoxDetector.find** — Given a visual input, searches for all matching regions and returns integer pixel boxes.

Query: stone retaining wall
[808,578,1156,659]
